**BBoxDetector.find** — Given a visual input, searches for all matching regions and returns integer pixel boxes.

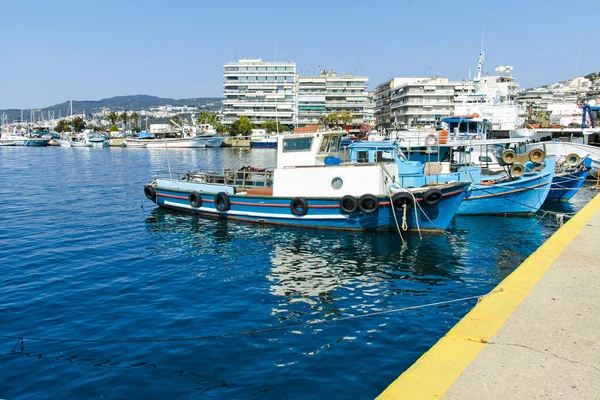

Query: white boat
[125,141,147,148]
[71,140,93,148]
[0,141,16,146]
[125,134,225,148]
[525,140,600,176]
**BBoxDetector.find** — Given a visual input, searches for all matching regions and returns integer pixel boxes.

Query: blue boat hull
[546,167,590,201]
[458,171,553,215]
[250,141,277,149]
[152,184,468,232]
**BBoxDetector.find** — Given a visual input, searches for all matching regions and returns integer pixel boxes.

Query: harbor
[0,144,598,398]
[2,0,600,398]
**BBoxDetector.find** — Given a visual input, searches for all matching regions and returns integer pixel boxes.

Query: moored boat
[144,131,469,232]
[546,154,592,201]
[126,134,226,148]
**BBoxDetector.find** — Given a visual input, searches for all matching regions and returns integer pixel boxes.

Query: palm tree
[130,112,140,128]
[107,111,118,126]
[196,111,218,125]
[120,112,129,129]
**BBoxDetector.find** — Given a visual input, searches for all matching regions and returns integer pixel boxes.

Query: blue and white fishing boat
[144,131,470,232]
[545,154,592,201]
[350,138,556,215]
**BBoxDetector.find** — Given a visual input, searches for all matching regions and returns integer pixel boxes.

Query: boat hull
[150,181,468,232]
[250,141,277,149]
[546,159,592,201]
[127,136,226,148]
[0,138,50,146]
[457,169,554,215]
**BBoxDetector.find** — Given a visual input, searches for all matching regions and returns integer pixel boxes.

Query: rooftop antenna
[475,31,485,82]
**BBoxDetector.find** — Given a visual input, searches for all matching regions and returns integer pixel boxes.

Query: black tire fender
[423,188,443,205]
[358,194,379,214]
[188,191,202,208]
[144,185,156,202]
[391,191,414,211]
[339,195,358,213]
[215,192,231,212]
[290,197,309,216]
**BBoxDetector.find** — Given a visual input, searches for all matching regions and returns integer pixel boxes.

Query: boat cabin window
[356,150,369,163]
[479,156,493,163]
[318,135,342,153]
[282,137,313,152]
[376,151,394,162]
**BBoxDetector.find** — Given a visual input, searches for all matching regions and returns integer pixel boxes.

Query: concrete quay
[378,193,600,399]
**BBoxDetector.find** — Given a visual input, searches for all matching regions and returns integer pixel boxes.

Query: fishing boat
[143,131,470,232]
[352,133,556,215]
[249,129,278,149]
[545,154,592,201]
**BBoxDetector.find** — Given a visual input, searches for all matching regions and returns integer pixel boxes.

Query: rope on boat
[0,291,501,345]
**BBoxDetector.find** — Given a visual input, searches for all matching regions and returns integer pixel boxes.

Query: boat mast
[474,31,485,82]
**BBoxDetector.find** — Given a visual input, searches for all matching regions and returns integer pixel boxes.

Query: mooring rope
[0,291,500,345]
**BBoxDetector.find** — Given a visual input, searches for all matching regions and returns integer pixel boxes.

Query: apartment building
[222,59,296,125]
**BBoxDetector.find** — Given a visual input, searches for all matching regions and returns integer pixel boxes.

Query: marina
[2,1,600,397]
[0,145,597,398]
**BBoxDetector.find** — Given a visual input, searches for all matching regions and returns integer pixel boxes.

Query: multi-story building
[297,69,372,128]
[222,59,296,126]
[389,77,459,129]
[375,78,417,129]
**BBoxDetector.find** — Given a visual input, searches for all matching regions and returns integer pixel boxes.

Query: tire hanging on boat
[214,192,231,212]
[339,195,358,213]
[290,197,309,216]
[188,191,202,208]
[358,194,379,214]
[144,185,156,202]
[422,188,443,205]
[391,192,414,211]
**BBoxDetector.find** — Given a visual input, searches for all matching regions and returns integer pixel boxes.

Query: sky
[1,0,598,109]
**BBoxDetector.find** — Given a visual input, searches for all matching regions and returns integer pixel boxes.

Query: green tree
[107,111,118,125]
[130,112,140,127]
[196,111,218,125]
[120,112,129,128]
[237,116,254,136]
[261,120,278,133]
[71,116,86,133]
[109,125,120,132]
[54,119,71,133]
[321,111,353,129]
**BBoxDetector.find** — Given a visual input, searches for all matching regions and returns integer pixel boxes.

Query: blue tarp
[137,131,153,139]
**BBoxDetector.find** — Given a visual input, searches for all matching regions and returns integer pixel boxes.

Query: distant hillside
[1,95,223,122]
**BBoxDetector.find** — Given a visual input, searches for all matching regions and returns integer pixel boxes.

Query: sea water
[0,147,594,399]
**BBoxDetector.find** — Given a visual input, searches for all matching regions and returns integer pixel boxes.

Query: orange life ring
[439,130,449,144]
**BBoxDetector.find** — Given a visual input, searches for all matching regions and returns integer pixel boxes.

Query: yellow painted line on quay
[378,192,600,400]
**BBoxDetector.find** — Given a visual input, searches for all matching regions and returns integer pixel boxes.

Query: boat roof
[442,116,490,123]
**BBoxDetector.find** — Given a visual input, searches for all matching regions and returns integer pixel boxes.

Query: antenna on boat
[475,31,485,82]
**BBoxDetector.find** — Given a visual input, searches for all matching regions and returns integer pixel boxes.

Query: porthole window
[331,177,343,190]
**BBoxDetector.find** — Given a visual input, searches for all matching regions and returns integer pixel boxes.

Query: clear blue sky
[1,0,597,109]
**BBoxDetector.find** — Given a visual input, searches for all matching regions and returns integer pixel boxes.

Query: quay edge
[377,192,600,400]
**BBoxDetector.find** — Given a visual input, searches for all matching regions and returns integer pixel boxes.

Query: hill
[1,95,222,122]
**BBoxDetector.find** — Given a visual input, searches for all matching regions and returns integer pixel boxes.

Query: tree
[321,111,353,129]
[107,111,118,125]
[71,116,86,133]
[109,125,120,132]
[261,120,278,133]
[54,119,71,133]
[197,111,218,125]
[120,112,129,128]
[228,116,254,136]
[130,112,140,127]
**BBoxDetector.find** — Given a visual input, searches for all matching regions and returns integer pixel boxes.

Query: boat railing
[156,168,274,189]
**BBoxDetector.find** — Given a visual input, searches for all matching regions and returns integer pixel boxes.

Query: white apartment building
[389,77,460,129]
[297,69,373,128]
[222,59,296,125]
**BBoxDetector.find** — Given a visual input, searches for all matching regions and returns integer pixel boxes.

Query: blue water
[0,147,595,399]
